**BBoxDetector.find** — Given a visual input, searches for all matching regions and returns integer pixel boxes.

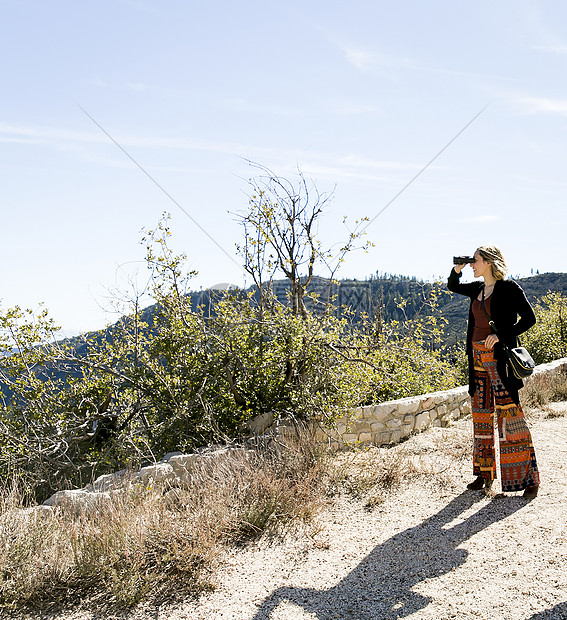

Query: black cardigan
[447,268,536,404]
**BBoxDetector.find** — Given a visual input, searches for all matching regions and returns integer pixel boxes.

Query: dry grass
[326,423,475,511]
[0,436,328,615]
[521,368,567,409]
[1,426,445,615]
[4,367,565,617]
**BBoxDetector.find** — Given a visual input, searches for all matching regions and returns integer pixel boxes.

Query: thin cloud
[523,4,567,57]
[344,47,382,72]
[0,121,247,154]
[341,44,512,82]
[227,96,381,117]
[342,45,415,73]
[338,154,423,172]
[0,136,43,145]
[531,44,567,54]
[333,103,382,115]
[0,120,433,187]
[514,96,567,116]
[84,77,153,94]
[298,153,439,187]
[127,82,151,93]
[0,122,107,145]
[300,163,406,185]
[85,77,108,88]
[222,98,302,116]
[458,215,500,224]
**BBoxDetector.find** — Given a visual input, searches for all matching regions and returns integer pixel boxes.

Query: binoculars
[453,256,475,265]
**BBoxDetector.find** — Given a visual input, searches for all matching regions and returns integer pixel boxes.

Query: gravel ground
[27,403,567,620]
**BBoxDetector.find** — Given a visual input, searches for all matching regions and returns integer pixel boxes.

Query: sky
[1,0,567,335]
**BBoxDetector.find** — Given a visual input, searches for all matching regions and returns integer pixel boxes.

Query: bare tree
[235,162,369,317]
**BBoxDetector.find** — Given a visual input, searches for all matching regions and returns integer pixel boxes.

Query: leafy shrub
[520,292,567,365]
[0,211,465,500]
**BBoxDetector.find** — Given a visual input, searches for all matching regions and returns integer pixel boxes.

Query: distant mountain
[183,271,567,348]
[189,274,439,322]
[30,271,567,358]
[4,271,565,405]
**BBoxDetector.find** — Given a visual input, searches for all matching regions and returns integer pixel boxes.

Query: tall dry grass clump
[521,368,567,409]
[0,435,328,614]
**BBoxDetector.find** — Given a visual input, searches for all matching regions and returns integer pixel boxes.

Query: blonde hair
[477,245,508,280]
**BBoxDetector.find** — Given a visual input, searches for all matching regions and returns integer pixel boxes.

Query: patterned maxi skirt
[471,340,540,492]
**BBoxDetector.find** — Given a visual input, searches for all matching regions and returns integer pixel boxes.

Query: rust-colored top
[472,295,492,341]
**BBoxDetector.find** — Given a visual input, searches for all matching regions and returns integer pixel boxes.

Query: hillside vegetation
[1,165,567,615]
[0,171,461,503]
[1,165,566,516]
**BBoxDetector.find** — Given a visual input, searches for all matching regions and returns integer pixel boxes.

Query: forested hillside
[187,272,567,347]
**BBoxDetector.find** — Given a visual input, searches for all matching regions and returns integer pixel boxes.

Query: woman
[448,245,539,499]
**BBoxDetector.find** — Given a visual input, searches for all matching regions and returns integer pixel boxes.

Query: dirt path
[44,404,567,620]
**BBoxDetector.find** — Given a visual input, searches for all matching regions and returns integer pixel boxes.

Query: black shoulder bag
[480,287,535,379]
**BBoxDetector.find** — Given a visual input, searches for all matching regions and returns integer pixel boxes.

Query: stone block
[88,469,131,493]
[386,418,402,429]
[357,406,376,420]
[366,404,397,423]
[247,411,275,435]
[414,411,431,431]
[160,451,183,462]
[167,454,200,474]
[352,421,372,434]
[402,415,415,434]
[313,429,329,442]
[396,398,420,415]
[449,407,461,420]
[374,402,398,416]
[22,505,54,519]
[43,490,113,515]
[370,422,386,432]
[388,430,403,444]
[140,463,177,488]
[359,432,373,443]
[329,428,343,440]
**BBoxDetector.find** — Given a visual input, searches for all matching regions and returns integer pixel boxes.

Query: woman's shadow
[251,491,526,619]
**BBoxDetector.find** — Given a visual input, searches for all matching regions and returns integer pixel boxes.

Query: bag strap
[480,286,498,336]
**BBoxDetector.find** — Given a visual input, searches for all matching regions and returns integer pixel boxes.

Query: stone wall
[40,357,567,514]
[311,357,567,450]
[311,386,470,450]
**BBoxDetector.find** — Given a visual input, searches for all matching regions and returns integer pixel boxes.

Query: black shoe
[523,485,539,500]
[467,476,485,490]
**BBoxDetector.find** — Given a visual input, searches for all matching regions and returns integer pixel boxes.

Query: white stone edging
[310,357,567,449]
